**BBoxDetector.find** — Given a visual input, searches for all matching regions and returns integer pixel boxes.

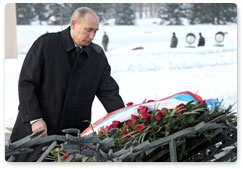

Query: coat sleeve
[18,37,44,123]
[96,60,125,113]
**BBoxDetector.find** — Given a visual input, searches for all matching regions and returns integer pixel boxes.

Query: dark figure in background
[198,32,205,46]
[102,31,109,51]
[9,7,124,162]
[170,32,178,48]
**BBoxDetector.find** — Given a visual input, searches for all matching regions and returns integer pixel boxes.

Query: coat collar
[61,27,75,52]
[61,26,91,57]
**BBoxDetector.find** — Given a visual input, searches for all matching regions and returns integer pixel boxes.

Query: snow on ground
[4,18,237,133]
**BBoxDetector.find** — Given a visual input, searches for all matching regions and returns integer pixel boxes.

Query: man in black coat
[170,32,178,48]
[102,31,109,51]
[9,7,125,161]
[198,32,205,46]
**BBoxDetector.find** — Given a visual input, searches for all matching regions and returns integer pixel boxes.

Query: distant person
[198,32,205,46]
[102,31,109,51]
[170,32,178,48]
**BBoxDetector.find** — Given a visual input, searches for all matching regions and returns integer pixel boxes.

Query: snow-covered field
[4,18,237,134]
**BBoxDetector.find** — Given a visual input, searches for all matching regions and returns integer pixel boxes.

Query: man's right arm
[18,37,44,124]
[31,119,48,137]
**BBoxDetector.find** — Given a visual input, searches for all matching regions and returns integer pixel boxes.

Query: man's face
[70,13,99,46]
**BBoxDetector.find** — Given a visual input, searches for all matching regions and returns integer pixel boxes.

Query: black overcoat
[10,27,124,142]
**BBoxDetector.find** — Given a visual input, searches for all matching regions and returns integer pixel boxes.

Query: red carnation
[122,130,130,137]
[161,108,169,113]
[126,119,132,125]
[198,100,206,106]
[134,124,145,133]
[126,102,134,107]
[176,103,186,114]
[138,106,151,122]
[62,154,70,161]
[141,112,152,122]
[131,114,138,120]
[126,115,138,126]
[155,110,165,121]
[106,120,120,131]
[147,100,155,103]
[111,120,120,128]
[138,106,148,114]
[105,125,112,131]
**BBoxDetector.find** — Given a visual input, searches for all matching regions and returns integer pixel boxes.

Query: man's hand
[31,119,48,137]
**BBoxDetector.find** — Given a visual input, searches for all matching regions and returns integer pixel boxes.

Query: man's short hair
[70,7,98,23]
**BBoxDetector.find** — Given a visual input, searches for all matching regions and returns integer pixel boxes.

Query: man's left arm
[96,63,125,113]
